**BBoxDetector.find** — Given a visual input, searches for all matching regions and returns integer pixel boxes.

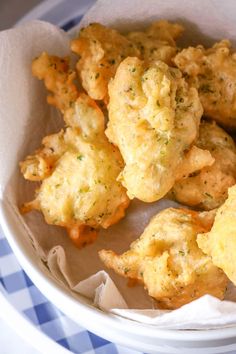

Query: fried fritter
[174,40,236,129]
[170,121,236,210]
[32,52,78,114]
[20,53,129,247]
[106,57,203,202]
[197,185,236,285]
[99,208,227,309]
[127,20,184,65]
[71,21,183,102]
[141,20,184,46]
[71,23,139,102]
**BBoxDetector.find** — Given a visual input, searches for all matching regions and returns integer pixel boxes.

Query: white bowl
[1,201,236,354]
[1,1,236,352]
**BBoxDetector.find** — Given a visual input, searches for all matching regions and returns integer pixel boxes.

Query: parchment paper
[1,0,236,329]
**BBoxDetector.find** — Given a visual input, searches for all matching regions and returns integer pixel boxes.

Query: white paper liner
[1,1,236,329]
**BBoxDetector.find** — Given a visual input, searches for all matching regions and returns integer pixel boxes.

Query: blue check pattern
[0,226,142,354]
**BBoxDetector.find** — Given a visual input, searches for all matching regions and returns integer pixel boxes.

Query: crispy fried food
[197,185,236,285]
[71,21,183,102]
[20,131,66,181]
[20,53,129,247]
[127,20,184,65]
[32,52,78,113]
[71,23,139,101]
[99,208,227,309]
[174,145,214,181]
[106,57,203,202]
[170,121,236,210]
[141,20,184,46]
[21,52,104,181]
[173,40,236,129]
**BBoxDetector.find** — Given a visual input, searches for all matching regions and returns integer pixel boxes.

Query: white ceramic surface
[1,1,236,353]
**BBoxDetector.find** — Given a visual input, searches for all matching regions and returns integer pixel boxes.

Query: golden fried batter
[197,185,236,285]
[143,20,184,45]
[71,21,183,102]
[20,53,129,247]
[99,208,227,309]
[32,52,78,113]
[174,40,236,129]
[174,145,214,181]
[127,20,184,65]
[20,130,66,181]
[106,57,203,202]
[170,121,236,210]
[71,23,139,101]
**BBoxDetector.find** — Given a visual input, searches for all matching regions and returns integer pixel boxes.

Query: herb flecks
[204,192,213,198]
[108,59,116,65]
[176,96,184,104]
[124,267,130,274]
[199,83,214,94]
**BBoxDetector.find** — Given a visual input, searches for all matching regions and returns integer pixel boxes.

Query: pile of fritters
[20,21,236,309]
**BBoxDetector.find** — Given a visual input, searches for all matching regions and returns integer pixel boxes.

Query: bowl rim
[1,200,236,345]
[1,0,236,350]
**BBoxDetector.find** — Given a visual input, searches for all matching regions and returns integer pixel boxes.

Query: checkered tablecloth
[0,225,143,354]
